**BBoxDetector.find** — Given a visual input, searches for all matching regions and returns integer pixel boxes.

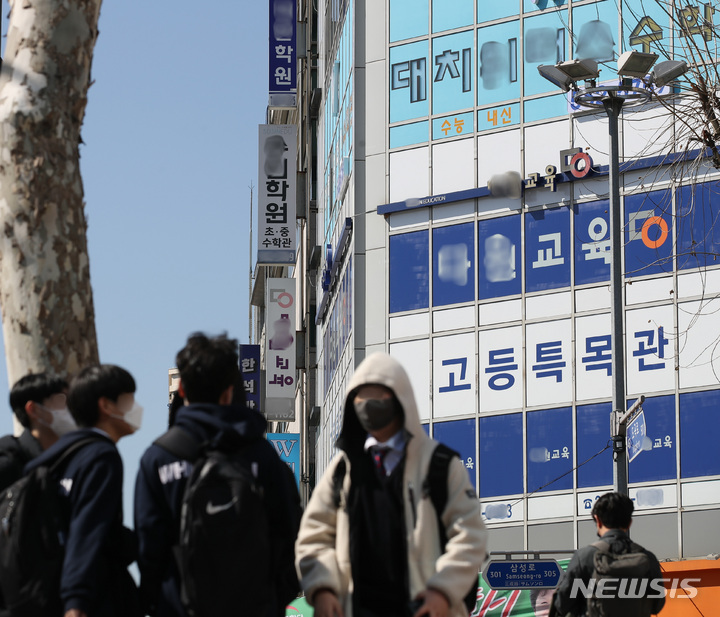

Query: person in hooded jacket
[295,352,488,617]
[24,364,143,617]
[134,332,302,617]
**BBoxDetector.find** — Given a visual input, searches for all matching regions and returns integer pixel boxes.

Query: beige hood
[337,352,426,454]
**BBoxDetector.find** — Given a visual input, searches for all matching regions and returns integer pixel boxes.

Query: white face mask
[111,401,144,432]
[37,405,77,437]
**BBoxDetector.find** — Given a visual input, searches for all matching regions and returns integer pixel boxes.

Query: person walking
[552,491,665,617]
[135,332,302,617]
[295,352,488,617]
[24,364,143,617]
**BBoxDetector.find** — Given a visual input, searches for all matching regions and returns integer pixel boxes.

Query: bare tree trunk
[0,0,102,392]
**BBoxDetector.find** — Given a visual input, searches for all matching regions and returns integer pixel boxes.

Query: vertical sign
[265,278,296,421]
[239,344,261,412]
[258,125,296,264]
[269,0,297,107]
[267,432,300,488]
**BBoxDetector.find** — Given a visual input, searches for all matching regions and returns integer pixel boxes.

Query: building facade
[277,0,720,565]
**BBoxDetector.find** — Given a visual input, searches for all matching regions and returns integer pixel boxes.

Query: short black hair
[176,332,239,404]
[9,373,69,428]
[591,491,634,529]
[68,365,136,428]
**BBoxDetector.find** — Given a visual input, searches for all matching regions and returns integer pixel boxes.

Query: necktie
[373,446,390,473]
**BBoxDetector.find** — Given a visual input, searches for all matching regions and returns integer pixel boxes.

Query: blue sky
[0,0,266,521]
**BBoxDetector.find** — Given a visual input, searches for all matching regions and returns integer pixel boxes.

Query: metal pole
[603,94,628,495]
[248,184,254,344]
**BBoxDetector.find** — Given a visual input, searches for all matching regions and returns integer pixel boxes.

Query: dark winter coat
[134,403,302,617]
[24,428,140,617]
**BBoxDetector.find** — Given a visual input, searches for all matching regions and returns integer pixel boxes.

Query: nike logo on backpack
[206,497,238,515]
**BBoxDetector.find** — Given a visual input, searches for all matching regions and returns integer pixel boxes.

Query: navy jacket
[0,430,42,492]
[24,428,140,617]
[134,403,302,617]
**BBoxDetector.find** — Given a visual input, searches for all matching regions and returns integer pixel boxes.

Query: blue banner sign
[485,560,563,589]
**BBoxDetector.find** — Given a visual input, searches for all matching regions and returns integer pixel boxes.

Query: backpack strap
[154,426,202,462]
[47,435,106,474]
[424,442,459,545]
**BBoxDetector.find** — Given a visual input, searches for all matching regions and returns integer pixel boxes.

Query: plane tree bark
[0,0,102,389]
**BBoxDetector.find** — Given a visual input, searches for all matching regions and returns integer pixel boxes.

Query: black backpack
[154,426,273,617]
[0,436,98,617]
[587,539,657,617]
[332,442,479,612]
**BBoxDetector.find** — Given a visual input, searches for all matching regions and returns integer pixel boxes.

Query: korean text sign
[258,124,296,264]
[265,278,296,421]
[268,0,296,107]
[239,344,261,412]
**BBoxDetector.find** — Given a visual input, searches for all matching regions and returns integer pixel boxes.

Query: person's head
[353,384,404,442]
[68,365,139,441]
[9,373,74,446]
[529,588,554,617]
[176,332,239,404]
[591,491,634,531]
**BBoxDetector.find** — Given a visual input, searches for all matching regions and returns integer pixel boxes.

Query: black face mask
[354,398,399,432]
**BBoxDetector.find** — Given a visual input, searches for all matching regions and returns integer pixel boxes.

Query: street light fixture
[537,51,688,496]
[617,50,658,78]
[651,59,689,88]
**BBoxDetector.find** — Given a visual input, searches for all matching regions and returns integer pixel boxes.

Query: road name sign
[485,559,563,589]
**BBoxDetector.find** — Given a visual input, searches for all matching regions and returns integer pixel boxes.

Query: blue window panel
[478,0,520,22]
[572,2,618,65]
[523,0,567,13]
[523,94,568,122]
[479,413,523,498]
[680,390,720,478]
[477,21,521,108]
[433,112,474,140]
[525,206,571,293]
[390,41,430,124]
[576,403,613,488]
[677,182,720,271]
[527,407,573,493]
[574,199,611,286]
[624,190,673,278]
[628,395,676,483]
[433,0,473,34]
[478,214,521,300]
[477,104,520,132]
[434,418,477,490]
[390,121,429,149]
[622,0,672,60]
[433,223,475,307]
[432,31,475,115]
[523,10,569,97]
[389,231,429,313]
[422,423,430,436]
[390,0,428,42]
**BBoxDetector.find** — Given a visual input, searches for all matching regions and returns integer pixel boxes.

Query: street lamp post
[538,53,688,495]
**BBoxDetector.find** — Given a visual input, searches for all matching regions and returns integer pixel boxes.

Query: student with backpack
[134,332,302,617]
[14,364,142,617]
[0,372,74,492]
[295,352,488,617]
[552,491,665,617]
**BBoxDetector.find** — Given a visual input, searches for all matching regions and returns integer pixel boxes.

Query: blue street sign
[627,409,647,463]
[485,559,562,589]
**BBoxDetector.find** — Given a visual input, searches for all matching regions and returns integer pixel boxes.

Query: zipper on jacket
[408,481,417,527]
